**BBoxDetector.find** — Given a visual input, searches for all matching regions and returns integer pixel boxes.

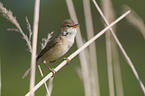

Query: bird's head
[60,19,79,36]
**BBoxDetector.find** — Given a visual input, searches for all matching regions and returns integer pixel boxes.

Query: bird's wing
[36,36,60,61]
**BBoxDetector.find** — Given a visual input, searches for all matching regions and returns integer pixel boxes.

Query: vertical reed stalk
[112,41,124,96]
[38,65,50,96]
[0,57,2,96]
[29,0,40,96]
[101,0,115,95]
[83,0,100,96]
[66,0,91,95]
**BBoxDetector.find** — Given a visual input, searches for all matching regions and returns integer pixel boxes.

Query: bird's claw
[63,58,70,64]
[50,68,56,77]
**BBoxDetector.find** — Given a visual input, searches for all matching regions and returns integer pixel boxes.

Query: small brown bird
[22,19,79,79]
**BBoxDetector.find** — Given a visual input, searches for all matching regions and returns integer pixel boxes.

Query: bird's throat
[64,28,77,48]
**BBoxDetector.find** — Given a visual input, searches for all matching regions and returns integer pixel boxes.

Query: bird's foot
[63,57,70,65]
[49,68,56,77]
[44,63,56,77]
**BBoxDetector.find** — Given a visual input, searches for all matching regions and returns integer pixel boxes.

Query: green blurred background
[0,0,145,96]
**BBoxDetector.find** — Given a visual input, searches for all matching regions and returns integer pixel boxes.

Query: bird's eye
[66,25,70,27]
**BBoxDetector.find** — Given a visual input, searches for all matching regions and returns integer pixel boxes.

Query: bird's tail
[22,67,31,79]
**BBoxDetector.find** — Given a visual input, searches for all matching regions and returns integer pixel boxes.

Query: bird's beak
[71,24,80,28]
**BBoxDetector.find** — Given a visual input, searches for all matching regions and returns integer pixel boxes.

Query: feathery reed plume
[0,2,32,52]
[0,2,52,95]
[123,5,145,39]
[41,32,53,49]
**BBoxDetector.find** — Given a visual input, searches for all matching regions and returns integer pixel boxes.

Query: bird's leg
[43,61,56,77]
